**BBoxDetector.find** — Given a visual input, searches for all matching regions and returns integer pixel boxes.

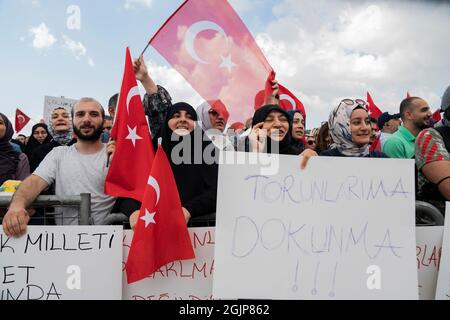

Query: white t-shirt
[33,144,116,225]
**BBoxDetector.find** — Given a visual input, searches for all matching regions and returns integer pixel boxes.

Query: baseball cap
[377,112,401,129]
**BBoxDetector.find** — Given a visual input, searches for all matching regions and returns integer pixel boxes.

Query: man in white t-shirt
[2,98,116,237]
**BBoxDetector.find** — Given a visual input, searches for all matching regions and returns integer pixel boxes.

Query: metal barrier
[416,200,445,226]
[0,193,91,225]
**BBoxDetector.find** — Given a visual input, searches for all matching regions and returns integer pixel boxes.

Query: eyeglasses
[341,99,367,108]
[307,140,315,145]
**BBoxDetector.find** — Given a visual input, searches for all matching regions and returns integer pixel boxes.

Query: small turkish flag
[15,108,30,133]
[149,0,272,124]
[432,109,442,122]
[104,47,154,202]
[366,92,383,120]
[125,145,195,284]
[257,70,307,118]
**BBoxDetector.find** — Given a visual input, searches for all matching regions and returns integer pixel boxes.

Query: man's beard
[73,124,103,141]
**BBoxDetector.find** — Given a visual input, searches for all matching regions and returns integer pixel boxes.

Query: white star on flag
[219,54,237,72]
[126,125,142,147]
[140,209,156,228]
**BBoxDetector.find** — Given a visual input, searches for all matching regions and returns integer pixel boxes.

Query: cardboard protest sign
[435,202,450,300]
[416,226,443,300]
[122,227,215,300]
[214,153,418,299]
[0,226,122,300]
[43,95,77,126]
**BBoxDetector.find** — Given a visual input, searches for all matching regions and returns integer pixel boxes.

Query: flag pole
[140,42,151,57]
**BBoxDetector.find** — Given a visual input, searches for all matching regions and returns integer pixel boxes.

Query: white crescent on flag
[280,94,296,110]
[147,176,160,206]
[126,86,140,114]
[17,114,26,123]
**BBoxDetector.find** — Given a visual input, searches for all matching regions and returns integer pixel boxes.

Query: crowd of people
[1,55,449,237]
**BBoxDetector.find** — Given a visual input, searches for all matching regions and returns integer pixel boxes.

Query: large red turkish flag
[104,47,154,202]
[366,92,383,120]
[15,108,30,133]
[126,145,195,284]
[149,0,273,124]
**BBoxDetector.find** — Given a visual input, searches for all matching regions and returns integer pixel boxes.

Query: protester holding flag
[124,102,219,228]
[0,113,30,185]
[24,123,52,161]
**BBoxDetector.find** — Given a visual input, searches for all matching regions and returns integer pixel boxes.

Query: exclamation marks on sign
[292,259,300,292]
[311,261,320,296]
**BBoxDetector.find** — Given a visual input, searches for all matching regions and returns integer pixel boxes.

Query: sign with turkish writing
[436,202,450,300]
[0,226,122,300]
[214,153,418,299]
[122,228,215,300]
[416,226,443,300]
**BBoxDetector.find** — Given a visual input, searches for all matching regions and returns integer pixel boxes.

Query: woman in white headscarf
[196,100,235,151]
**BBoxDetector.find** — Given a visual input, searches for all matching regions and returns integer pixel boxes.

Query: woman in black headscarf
[121,102,219,228]
[242,104,301,155]
[0,113,30,185]
[24,123,52,162]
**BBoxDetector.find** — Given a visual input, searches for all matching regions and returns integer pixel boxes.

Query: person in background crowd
[305,129,317,151]
[377,112,401,147]
[415,85,450,210]
[108,93,119,121]
[0,113,30,185]
[24,123,52,161]
[29,107,76,172]
[16,134,27,145]
[196,100,234,151]
[382,97,432,159]
[369,117,379,144]
[2,98,118,237]
[315,122,332,155]
[287,110,305,152]
[101,115,114,143]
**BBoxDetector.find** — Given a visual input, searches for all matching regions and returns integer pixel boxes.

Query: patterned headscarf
[328,99,370,157]
[47,107,74,146]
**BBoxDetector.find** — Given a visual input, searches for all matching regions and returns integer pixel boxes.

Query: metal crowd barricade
[0,193,91,225]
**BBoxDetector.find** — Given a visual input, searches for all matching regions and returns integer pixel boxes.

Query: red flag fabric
[126,145,195,284]
[257,71,306,118]
[370,136,382,153]
[15,108,30,133]
[366,92,383,120]
[149,0,272,124]
[104,47,154,202]
[432,110,442,122]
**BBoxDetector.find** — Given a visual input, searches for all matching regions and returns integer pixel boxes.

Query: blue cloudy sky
[1,0,449,135]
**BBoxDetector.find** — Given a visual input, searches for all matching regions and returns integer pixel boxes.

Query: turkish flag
[126,145,195,284]
[366,92,383,120]
[104,47,154,202]
[257,71,306,118]
[15,108,30,133]
[432,110,442,122]
[149,0,272,124]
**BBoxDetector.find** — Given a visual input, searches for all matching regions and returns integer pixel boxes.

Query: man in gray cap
[377,112,402,147]
[415,86,450,211]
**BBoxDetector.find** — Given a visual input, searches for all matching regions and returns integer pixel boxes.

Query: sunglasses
[307,140,315,145]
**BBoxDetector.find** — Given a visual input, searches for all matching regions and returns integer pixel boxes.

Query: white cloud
[145,59,203,108]
[62,35,86,59]
[29,23,56,49]
[88,57,95,67]
[254,0,450,128]
[31,0,39,7]
[124,0,152,10]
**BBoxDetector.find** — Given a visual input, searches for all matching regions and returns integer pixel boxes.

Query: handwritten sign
[122,228,215,300]
[213,153,418,299]
[43,95,77,126]
[0,226,122,300]
[416,226,443,300]
[435,202,450,300]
